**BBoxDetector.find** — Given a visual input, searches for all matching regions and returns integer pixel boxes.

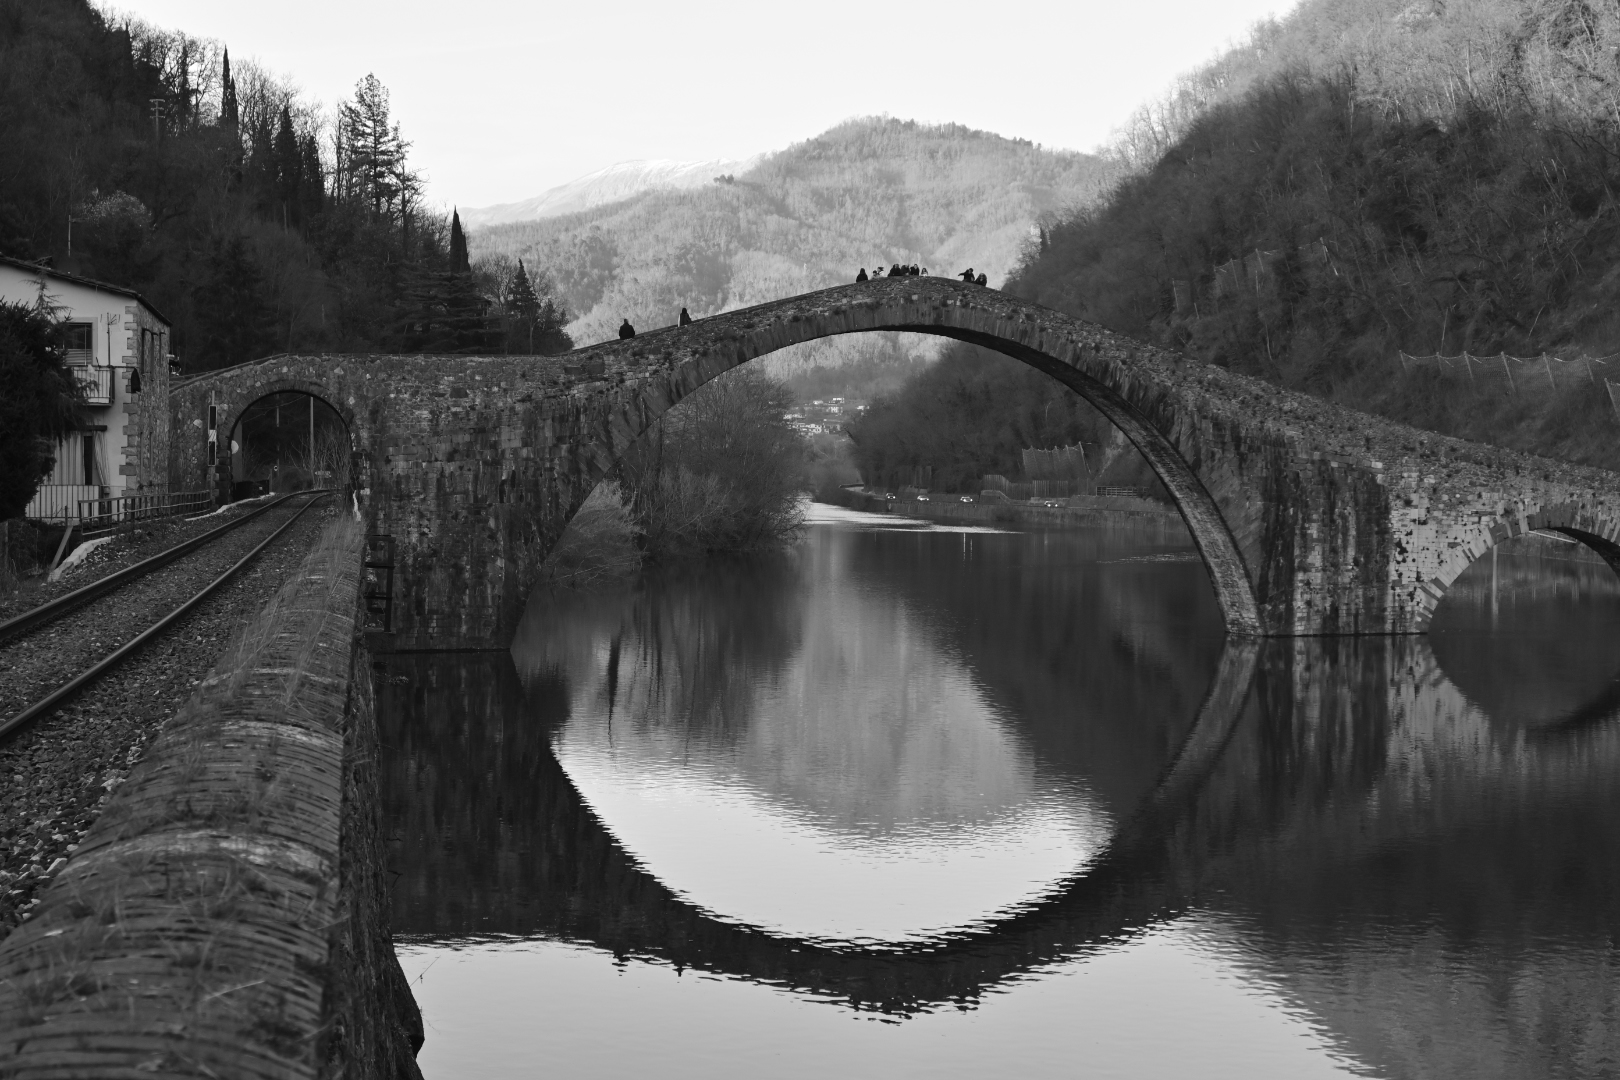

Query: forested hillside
[1009,0,1620,470]
[470,119,1114,394]
[0,0,569,371]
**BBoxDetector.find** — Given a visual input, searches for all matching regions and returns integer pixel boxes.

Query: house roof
[0,253,171,327]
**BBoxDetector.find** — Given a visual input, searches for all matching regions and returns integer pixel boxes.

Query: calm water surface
[378,505,1620,1080]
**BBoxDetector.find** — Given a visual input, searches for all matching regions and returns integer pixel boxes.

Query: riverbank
[820,488,1191,536]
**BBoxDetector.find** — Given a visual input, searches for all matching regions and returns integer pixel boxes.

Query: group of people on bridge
[618,306,695,339]
[855,264,988,286]
[614,266,990,340]
[856,264,926,281]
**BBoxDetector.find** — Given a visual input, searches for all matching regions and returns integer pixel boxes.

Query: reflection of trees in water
[836,524,1228,812]
[380,539,1620,1074]
[1196,637,1620,1080]
[379,623,1620,1072]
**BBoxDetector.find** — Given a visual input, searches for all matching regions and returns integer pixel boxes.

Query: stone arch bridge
[170,276,1620,649]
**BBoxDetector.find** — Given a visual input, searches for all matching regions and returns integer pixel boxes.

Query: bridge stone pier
[169,276,1620,648]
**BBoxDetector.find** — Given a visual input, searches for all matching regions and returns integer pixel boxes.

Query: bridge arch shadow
[582,283,1264,636]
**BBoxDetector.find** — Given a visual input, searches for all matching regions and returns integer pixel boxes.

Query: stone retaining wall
[0,520,421,1079]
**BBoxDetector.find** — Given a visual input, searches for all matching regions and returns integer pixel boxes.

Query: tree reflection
[378,522,1620,1076]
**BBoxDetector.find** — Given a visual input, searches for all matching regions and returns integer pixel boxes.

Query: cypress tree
[219,48,239,132]
[449,208,469,274]
[273,105,301,227]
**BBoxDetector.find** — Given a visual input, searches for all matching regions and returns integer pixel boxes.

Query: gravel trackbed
[0,495,338,936]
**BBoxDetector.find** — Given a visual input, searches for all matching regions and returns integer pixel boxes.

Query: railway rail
[0,490,331,743]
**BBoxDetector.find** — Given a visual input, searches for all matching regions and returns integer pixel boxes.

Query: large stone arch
[573,282,1273,635]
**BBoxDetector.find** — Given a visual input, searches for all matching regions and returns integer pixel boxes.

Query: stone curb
[0,521,422,1080]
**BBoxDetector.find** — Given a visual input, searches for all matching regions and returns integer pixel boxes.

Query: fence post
[1608,379,1620,426]
[1544,353,1555,390]
[1465,353,1475,385]
[1502,353,1514,393]
[1586,356,1596,385]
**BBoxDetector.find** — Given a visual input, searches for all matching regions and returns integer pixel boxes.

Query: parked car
[917,494,930,502]
[959,495,974,503]
[884,492,896,501]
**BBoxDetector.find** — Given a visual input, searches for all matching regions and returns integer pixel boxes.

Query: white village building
[1,255,173,522]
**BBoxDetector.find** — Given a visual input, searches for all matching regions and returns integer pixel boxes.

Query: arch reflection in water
[518,513,1123,946]
[380,509,1620,1079]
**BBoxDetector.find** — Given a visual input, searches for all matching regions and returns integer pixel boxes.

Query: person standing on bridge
[679,307,692,326]
[959,268,975,282]
[976,272,988,287]
[619,319,635,339]
[856,268,868,282]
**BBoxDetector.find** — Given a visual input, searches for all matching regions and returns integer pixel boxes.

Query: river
[377,503,1620,1080]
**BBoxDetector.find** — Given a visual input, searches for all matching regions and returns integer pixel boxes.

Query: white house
[1,255,173,522]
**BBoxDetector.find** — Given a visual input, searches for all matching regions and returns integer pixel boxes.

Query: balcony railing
[70,364,114,405]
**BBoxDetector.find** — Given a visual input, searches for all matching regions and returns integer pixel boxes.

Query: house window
[63,322,93,365]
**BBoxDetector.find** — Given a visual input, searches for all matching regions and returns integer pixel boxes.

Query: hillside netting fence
[1396,351,1616,393]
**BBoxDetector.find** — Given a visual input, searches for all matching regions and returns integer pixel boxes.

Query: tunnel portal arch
[225,385,357,497]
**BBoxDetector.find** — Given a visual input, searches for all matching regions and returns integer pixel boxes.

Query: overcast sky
[120,0,1294,210]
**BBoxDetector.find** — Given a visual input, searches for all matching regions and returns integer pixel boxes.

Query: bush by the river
[539,368,808,585]
[623,367,807,560]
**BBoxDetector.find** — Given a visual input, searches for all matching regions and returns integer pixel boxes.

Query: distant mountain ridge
[461,156,763,227]
[468,118,1117,390]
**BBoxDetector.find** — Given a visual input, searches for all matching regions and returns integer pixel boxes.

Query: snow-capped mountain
[460,156,763,227]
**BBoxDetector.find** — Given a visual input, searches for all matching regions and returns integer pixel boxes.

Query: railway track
[0,490,331,743]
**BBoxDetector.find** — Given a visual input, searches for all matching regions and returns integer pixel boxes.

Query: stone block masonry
[171,277,1620,646]
[0,519,422,1079]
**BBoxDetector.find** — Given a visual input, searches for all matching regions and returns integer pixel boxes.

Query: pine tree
[449,209,469,274]
[219,48,239,132]
[246,112,274,211]
[298,134,324,222]
[502,260,572,355]
[339,74,410,219]
[508,259,539,320]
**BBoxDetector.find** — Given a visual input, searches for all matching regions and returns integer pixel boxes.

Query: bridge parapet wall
[0,519,422,1078]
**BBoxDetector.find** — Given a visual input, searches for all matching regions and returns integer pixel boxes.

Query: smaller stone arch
[217,379,360,500]
[1414,501,1620,629]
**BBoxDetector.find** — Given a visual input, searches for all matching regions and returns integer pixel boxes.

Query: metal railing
[69,365,114,405]
[25,484,102,522]
[76,489,215,534]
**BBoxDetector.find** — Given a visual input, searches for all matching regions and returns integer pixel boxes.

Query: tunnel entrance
[228,391,351,498]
